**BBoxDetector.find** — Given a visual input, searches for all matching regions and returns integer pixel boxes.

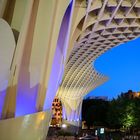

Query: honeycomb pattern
[58,0,140,111]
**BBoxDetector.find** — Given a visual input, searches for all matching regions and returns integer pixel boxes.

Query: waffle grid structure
[57,0,140,121]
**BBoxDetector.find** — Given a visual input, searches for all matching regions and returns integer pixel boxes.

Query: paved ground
[47,136,76,140]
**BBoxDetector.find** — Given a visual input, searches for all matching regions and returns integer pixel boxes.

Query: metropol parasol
[0,0,140,139]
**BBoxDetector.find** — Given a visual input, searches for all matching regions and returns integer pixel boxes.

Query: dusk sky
[86,37,140,99]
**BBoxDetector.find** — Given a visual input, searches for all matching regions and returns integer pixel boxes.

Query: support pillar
[60,98,83,133]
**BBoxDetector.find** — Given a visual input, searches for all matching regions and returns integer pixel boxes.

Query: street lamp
[62,124,67,128]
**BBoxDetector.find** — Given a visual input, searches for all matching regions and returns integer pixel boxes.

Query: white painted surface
[0,18,15,91]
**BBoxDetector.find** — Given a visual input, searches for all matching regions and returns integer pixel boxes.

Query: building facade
[51,97,62,127]
[124,90,140,98]
[86,96,108,101]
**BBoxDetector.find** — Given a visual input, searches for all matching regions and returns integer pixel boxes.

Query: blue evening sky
[86,37,140,99]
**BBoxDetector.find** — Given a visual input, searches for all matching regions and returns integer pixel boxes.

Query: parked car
[78,135,98,140]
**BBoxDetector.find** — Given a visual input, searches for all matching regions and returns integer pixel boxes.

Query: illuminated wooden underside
[57,0,140,118]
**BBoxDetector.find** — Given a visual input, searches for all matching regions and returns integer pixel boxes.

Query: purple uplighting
[44,1,74,110]
[0,90,6,118]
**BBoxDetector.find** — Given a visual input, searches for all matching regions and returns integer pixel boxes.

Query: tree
[107,91,140,133]
[107,99,123,129]
[82,99,109,129]
[82,91,140,132]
